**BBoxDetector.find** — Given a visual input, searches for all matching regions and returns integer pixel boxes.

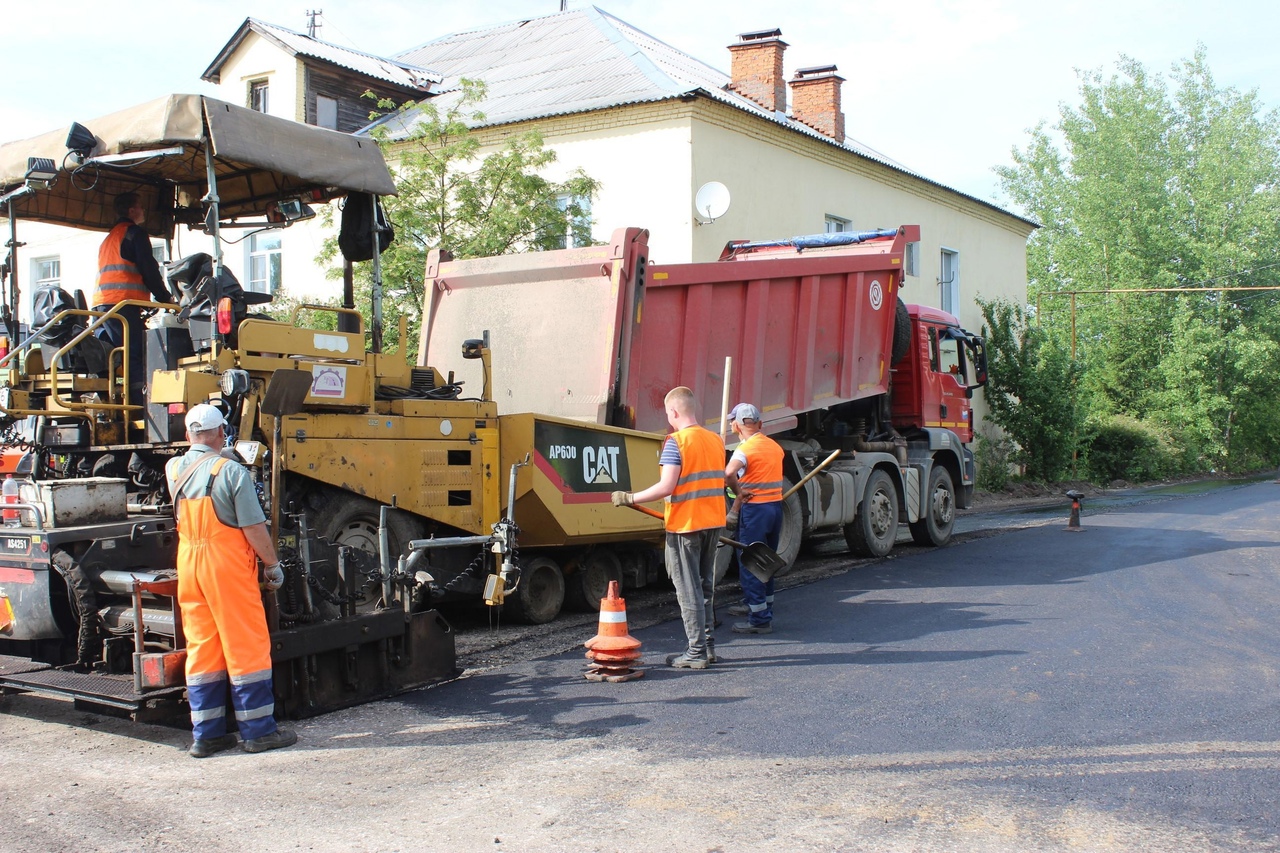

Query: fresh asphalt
[412,479,1280,846]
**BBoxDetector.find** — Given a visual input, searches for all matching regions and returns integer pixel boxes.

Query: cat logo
[535,421,632,493]
[583,446,621,484]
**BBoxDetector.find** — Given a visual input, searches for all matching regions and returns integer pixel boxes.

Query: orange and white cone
[584,580,644,682]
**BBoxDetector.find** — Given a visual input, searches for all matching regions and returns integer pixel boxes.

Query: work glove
[263,563,285,591]
[610,491,634,507]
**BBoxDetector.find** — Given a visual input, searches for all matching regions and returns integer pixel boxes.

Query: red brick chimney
[727,29,788,113]
[789,65,846,144]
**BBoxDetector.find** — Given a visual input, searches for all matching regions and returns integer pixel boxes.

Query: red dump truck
[419,225,987,574]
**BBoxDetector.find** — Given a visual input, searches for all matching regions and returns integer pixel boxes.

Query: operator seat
[29,284,108,375]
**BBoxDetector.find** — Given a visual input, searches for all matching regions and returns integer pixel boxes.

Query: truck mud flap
[272,608,458,720]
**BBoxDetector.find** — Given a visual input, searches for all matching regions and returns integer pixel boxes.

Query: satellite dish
[694,181,731,224]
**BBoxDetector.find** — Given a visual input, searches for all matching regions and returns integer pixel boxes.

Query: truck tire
[892,297,911,365]
[565,548,624,611]
[504,556,565,624]
[844,468,899,558]
[909,464,956,547]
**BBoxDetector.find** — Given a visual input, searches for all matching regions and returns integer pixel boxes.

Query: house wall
[215,32,303,121]
[463,102,695,264]
[688,99,1031,334]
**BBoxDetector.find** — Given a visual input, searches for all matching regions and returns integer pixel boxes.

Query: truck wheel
[773,486,803,576]
[504,556,565,624]
[892,297,911,364]
[566,549,623,611]
[909,465,955,547]
[713,541,736,586]
[844,469,899,558]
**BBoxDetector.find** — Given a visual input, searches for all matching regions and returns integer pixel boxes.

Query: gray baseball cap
[728,403,762,423]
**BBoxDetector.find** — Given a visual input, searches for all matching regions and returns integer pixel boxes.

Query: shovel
[626,503,788,584]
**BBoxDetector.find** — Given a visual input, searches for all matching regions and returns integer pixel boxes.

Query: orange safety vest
[738,432,785,503]
[664,425,726,533]
[95,222,150,305]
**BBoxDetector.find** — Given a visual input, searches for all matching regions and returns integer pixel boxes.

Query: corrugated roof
[203,19,440,91]
[371,6,1030,227]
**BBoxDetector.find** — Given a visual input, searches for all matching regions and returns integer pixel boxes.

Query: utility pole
[306,9,322,39]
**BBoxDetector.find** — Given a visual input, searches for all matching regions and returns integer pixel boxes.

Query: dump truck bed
[421,226,918,434]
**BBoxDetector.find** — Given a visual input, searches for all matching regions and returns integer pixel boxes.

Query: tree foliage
[978,298,1084,480]
[320,79,601,354]
[996,47,1280,475]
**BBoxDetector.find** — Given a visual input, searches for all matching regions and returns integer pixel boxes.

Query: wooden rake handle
[781,449,842,501]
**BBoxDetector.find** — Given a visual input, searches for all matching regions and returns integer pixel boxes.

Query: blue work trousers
[737,500,782,626]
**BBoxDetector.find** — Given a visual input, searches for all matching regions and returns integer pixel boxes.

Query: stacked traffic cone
[584,580,644,682]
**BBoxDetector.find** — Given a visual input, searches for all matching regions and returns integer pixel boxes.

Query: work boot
[706,641,718,664]
[665,653,709,670]
[188,733,239,758]
[242,727,298,754]
[727,604,749,617]
[732,621,772,634]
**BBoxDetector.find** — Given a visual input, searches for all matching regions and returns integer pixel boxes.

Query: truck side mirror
[971,338,988,388]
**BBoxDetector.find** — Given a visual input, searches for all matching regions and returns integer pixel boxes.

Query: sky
[3,0,1278,210]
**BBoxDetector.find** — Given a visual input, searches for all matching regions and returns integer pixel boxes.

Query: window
[939,248,959,316]
[29,256,60,323]
[250,80,269,113]
[316,95,338,129]
[247,232,282,294]
[824,215,850,233]
[32,257,60,290]
[548,194,592,250]
[151,244,167,265]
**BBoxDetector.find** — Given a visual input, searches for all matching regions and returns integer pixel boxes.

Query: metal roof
[203,18,440,91]
[372,6,1031,228]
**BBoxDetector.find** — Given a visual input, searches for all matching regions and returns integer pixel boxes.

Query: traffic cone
[584,580,644,682]
[1064,490,1084,531]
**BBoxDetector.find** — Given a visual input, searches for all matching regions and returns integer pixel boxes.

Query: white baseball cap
[728,402,762,423]
[185,403,227,432]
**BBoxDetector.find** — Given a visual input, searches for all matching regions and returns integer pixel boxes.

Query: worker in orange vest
[166,403,295,757]
[724,403,786,634]
[94,191,174,404]
[612,386,725,669]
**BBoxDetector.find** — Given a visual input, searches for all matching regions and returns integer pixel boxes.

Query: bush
[1083,415,1181,482]
[975,430,1015,492]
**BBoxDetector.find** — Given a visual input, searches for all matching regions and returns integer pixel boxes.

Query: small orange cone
[584,580,644,682]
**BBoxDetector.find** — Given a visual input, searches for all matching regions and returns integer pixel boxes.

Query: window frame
[316,95,338,129]
[939,247,960,316]
[246,230,282,295]
[824,215,851,234]
[249,79,270,114]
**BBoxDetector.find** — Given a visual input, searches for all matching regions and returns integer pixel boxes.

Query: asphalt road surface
[3,481,1279,852]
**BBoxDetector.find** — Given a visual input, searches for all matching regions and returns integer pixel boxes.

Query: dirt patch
[967,480,1098,512]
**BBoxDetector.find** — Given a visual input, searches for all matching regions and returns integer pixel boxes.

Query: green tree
[320,79,601,354]
[978,298,1084,480]
[997,47,1280,473]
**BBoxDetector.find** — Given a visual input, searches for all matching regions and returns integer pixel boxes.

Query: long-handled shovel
[626,503,787,584]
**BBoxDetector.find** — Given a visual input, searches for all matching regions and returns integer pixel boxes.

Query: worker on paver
[166,403,295,757]
[93,191,174,404]
[723,403,785,634]
[612,386,725,668]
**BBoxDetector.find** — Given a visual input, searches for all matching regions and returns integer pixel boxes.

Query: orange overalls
[175,457,277,741]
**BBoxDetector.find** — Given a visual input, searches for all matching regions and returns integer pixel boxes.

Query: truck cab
[890,304,988,444]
